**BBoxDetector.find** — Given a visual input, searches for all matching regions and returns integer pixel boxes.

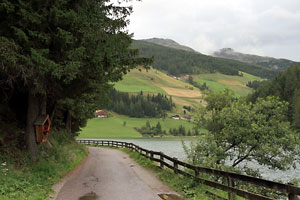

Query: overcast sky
[123,0,300,61]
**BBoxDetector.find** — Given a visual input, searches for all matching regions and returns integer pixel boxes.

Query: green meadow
[193,72,262,96]
[114,75,166,93]
[78,114,198,139]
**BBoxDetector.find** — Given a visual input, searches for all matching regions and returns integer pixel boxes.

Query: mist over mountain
[132,39,279,79]
[142,38,197,53]
[213,48,297,71]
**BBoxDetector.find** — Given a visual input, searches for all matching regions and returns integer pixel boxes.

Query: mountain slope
[114,67,262,113]
[213,48,297,71]
[249,62,300,129]
[142,38,197,52]
[114,67,203,113]
[132,40,280,79]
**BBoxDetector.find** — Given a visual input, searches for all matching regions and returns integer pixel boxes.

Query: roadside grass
[78,114,198,139]
[122,148,237,200]
[0,130,88,200]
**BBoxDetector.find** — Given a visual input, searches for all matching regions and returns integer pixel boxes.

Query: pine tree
[156,121,162,134]
[0,0,150,160]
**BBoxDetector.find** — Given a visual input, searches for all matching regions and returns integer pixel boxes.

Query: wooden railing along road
[77,139,300,200]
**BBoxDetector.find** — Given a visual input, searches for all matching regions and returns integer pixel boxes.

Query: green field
[114,68,204,113]
[78,114,197,138]
[80,70,261,138]
[114,75,166,93]
[193,72,263,96]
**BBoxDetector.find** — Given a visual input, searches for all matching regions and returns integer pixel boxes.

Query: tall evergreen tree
[0,0,148,160]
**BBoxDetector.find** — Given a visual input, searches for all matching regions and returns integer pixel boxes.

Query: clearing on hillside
[193,72,262,96]
[113,68,203,110]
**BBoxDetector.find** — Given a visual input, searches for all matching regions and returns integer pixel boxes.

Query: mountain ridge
[141,38,198,53]
[132,39,279,79]
[213,48,297,71]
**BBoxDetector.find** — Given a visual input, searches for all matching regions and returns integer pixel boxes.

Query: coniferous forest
[107,89,175,118]
[131,40,280,79]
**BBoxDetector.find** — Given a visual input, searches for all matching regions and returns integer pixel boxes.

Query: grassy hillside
[114,68,203,113]
[79,113,198,139]
[193,72,263,96]
[114,68,261,106]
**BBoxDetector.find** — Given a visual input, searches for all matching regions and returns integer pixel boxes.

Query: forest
[0,0,149,160]
[131,40,280,79]
[107,89,175,118]
[248,62,300,130]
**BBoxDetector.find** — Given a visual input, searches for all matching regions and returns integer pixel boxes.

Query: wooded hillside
[132,40,280,79]
[248,62,300,130]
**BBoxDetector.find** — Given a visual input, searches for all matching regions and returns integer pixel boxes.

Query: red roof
[94,110,107,115]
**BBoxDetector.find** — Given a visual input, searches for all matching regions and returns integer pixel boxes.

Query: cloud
[126,0,300,61]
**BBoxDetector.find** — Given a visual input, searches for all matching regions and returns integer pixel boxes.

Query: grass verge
[121,148,234,200]
[0,130,88,200]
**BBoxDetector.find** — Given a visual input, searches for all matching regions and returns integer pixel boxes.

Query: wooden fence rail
[77,139,300,200]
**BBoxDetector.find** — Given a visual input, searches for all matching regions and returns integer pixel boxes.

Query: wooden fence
[77,139,300,200]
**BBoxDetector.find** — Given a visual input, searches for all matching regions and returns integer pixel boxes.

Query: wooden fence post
[160,152,164,169]
[228,176,235,200]
[289,193,300,200]
[150,151,154,160]
[288,183,300,200]
[173,157,178,173]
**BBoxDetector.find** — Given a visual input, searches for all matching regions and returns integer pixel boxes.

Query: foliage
[168,125,197,136]
[188,91,299,176]
[131,40,280,79]
[187,75,209,91]
[135,121,166,137]
[0,130,87,200]
[107,88,175,118]
[249,63,300,130]
[0,0,147,158]
[246,80,265,90]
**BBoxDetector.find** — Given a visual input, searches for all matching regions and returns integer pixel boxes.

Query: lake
[82,137,300,183]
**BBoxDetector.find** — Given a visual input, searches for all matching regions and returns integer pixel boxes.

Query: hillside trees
[107,88,174,117]
[186,91,299,176]
[249,63,300,130]
[131,40,280,79]
[0,0,147,160]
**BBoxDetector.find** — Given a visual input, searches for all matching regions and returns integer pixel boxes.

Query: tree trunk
[50,102,56,123]
[40,95,47,116]
[66,110,72,132]
[25,89,40,161]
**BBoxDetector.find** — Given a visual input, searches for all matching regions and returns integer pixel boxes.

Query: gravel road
[52,147,184,200]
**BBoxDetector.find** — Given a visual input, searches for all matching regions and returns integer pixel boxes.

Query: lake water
[82,138,300,183]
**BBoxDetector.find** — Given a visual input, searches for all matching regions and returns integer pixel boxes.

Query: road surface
[52,147,184,200]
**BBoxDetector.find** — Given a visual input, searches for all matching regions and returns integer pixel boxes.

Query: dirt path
[52,147,184,200]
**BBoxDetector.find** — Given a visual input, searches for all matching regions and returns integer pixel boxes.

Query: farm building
[94,110,108,118]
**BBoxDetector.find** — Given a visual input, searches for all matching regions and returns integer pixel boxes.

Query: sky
[121,0,300,61]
